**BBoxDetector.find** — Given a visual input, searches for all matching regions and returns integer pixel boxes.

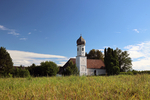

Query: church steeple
[76,36,86,46]
[76,36,86,56]
[76,36,87,76]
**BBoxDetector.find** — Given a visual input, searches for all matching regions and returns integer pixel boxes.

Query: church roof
[76,36,86,45]
[63,58,105,69]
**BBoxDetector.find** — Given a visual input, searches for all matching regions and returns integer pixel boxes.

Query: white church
[58,36,106,76]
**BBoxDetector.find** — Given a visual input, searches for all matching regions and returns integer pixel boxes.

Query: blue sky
[0,0,150,70]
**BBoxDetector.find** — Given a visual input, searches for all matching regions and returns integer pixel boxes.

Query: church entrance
[94,70,96,76]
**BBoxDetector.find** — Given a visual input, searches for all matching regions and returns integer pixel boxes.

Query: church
[58,36,106,76]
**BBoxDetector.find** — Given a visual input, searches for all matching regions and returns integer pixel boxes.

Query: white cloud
[8,30,20,35]
[70,56,76,58]
[58,62,67,66]
[133,29,139,33]
[0,25,8,30]
[0,25,20,35]
[98,49,104,52]
[124,41,150,70]
[7,50,68,66]
[28,32,31,35]
[20,38,27,40]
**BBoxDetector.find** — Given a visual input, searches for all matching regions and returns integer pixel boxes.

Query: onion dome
[76,36,86,45]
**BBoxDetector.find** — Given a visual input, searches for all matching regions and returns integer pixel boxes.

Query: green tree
[114,48,132,72]
[104,47,120,75]
[12,66,30,77]
[0,47,13,75]
[40,61,59,76]
[63,61,78,76]
[86,49,104,61]
[28,63,36,76]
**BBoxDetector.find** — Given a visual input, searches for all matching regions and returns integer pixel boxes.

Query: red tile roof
[87,59,105,69]
[63,58,76,69]
[63,58,105,69]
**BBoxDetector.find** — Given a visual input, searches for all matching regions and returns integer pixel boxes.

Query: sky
[0,0,150,70]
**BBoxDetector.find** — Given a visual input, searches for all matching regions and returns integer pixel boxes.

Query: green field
[0,74,150,100]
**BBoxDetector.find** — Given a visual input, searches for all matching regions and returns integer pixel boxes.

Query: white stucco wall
[87,69,106,76]
[76,56,87,76]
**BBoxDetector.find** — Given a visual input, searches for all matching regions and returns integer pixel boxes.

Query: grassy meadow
[0,74,150,100]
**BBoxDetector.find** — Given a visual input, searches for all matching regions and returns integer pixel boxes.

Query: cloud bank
[7,50,68,66]
[0,25,19,35]
[124,41,150,70]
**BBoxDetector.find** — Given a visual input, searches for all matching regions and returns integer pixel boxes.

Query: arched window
[82,48,84,51]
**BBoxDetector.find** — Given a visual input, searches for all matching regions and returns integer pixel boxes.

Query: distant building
[58,36,106,76]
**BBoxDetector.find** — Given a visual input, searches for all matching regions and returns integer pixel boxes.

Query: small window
[82,48,84,51]
[77,48,79,51]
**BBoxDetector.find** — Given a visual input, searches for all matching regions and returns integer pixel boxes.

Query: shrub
[132,70,138,75]
[119,72,133,75]
[63,61,78,76]
[40,61,59,76]
[11,68,30,77]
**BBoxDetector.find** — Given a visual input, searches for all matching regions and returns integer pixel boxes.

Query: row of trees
[28,61,59,77]
[86,48,132,75]
[0,47,59,77]
[0,46,132,77]
[104,47,132,75]
[0,47,30,77]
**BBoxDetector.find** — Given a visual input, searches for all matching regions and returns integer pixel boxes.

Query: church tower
[76,36,87,76]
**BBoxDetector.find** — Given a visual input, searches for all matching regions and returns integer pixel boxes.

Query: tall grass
[0,74,150,100]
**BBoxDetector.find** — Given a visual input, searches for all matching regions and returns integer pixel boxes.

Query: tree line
[86,48,132,75]
[0,46,133,77]
[28,61,58,77]
[0,47,59,77]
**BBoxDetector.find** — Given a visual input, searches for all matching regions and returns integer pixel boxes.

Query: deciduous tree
[63,61,78,76]
[40,61,59,76]
[114,48,132,72]
[0,47,13,75]
[86,49,104,61]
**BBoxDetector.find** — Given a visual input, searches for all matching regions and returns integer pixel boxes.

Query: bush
[139,71,150,74]
[11,68,30,77]
[113,66,120,75]
[132,70,138,75]
[63,61,78,76]
[40,61,59,76]
[119,72,133,75]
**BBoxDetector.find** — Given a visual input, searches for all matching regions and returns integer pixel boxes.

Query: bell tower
[76,36,87,76]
